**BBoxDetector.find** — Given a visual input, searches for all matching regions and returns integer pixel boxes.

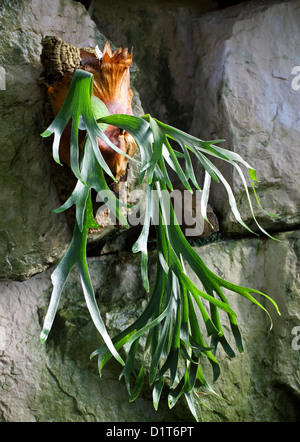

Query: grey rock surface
[0,0,142,281]
[0,0,108,280]
[90,0,300,233]
[89,0,216,130]
[189,230,300,421]
[191,0,300,233]
[0,255,186,422]
[0,231,299,421]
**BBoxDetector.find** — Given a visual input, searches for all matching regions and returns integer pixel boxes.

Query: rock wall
[0,255,185,422]
[190,0,300,234]
[90,0,299,233]
[0,0,109,281]
[192,230,300,422]
[1,229,299,422]
[0,0,299,422]
[88,0,218,130]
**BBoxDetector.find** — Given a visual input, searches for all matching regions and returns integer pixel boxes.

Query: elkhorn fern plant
[41,69,280,420]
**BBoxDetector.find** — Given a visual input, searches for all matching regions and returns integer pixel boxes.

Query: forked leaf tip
[248,168,258,182]
[40,130,51,138]
[40,329,49,344]
[53,158,63,167]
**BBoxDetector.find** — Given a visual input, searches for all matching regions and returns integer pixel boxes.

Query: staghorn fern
[40,69,280,420]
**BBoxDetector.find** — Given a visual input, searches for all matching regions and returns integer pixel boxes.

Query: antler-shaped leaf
[41,70,138,184]
[53,137,129,231]
[42,69,280,421]
[40,188,124,366]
